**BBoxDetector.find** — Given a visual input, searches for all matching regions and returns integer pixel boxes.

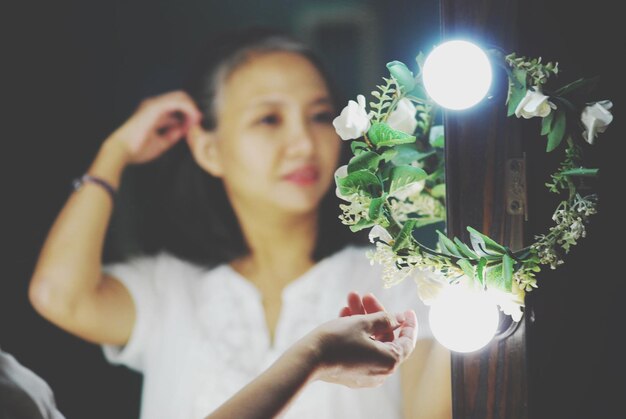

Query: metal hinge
[505,155,527,220]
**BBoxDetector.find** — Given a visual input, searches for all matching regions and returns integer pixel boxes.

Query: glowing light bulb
[422,40,492,110]
[428,285,499,353]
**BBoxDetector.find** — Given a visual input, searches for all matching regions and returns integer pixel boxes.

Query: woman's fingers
[347,292,365,315]
[365,311,400,336]
[362,293,386,313]
[386,310,417,361]
[362,293,395,342]
[110,90,204,164]
[338,307,351,317]
[145,91,202,124]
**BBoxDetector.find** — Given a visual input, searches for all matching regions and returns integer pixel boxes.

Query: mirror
[5,1,450,418]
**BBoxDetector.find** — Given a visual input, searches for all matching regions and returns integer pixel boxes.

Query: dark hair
[105,27,368,267]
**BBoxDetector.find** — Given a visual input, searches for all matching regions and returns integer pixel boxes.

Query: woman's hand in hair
[107,90,203,165]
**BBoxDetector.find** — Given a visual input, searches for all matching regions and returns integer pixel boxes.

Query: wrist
[101,135,133,167]
[86,138,130,189]
[292,331,326,382]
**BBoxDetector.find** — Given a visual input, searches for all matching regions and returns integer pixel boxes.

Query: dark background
[3,1,440,418]
[520,1,625,417]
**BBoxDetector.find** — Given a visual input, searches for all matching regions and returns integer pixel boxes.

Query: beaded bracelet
[72,174,116,202]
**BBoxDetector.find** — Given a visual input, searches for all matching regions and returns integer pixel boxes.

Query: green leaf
[513,248,532,260]
[467,226,506,258]
[552,76,600,97]
[350,141,369,155]
[368,122,416,148]
[561,168,599,177]
[392,219,417,252]
[546,110,566,152]
[368,196,385,219]
[406,84,428,102]
[348,151,381,173]
[507,68,527,116]
[541,112,554,136]
[437,231,462,257]
[457,258,475,279]
[485,264,506,291]
[379,160,395,185]
[390,144,424,165]
[349,218,377,232]
[551,96,577,114]
[386,60,416,93]
[336,169,382,198]
[430,184,446,198]
[412,216,445,228]
[389,165,428,193]
[379,148,398,162]
[476,257,487,286]
[502,253,514,291]
[453,237,480,260]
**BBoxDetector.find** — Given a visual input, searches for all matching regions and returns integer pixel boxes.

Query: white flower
[488,287,525,322]
[414,270,447,306]
[581,100,613,144]
[387,98,418,134]
[368,225,393,244]
[332,94,371,140]
[514,88,556,119]
[338,199,370,226]
[334,165,349,201]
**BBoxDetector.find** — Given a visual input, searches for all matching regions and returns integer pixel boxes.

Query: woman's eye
[312,111,335,123]
[258,114,280,125]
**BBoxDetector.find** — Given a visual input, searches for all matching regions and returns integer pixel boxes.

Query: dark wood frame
[441,0,623,418]
[441,1,528,417]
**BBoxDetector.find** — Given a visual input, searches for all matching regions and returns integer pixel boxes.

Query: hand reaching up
[312,292,418,388]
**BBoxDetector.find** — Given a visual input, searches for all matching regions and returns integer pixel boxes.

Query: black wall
[519,0,625,417]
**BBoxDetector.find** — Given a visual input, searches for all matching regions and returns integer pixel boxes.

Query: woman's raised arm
[28,91,202,345]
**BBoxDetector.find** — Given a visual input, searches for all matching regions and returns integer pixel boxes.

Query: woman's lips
[283,166,320,185]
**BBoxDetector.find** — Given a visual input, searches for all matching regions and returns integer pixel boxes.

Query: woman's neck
[231,205,318,288]
[228,203,320,344]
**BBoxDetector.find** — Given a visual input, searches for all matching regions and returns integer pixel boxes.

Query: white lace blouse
[102,245,433,419]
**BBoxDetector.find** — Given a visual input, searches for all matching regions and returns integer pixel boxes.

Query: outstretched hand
[312,292,418,388]
[204,292,418,419]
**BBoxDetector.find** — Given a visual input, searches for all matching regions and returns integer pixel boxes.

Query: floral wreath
[332,49,613,321]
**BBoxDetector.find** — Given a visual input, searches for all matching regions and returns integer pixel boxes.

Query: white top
[102,245,433,419]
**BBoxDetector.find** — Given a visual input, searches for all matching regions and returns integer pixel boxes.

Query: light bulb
[422,40,492,110]
[428,285,499,353]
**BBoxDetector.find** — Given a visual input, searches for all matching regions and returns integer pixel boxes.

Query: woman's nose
[286,118,315,157]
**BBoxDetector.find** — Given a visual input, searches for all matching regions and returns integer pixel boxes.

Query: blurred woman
[29,28,451,418]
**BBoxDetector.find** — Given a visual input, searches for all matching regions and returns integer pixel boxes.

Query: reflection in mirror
[6,1,449,419]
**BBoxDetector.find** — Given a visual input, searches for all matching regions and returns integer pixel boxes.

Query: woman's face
[210,51,341,215]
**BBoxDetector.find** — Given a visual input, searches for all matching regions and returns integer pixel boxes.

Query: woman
[28,28,451,418]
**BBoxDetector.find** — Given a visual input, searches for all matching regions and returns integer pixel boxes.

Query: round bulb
[422,40,492,110]
[428,286,499,353]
